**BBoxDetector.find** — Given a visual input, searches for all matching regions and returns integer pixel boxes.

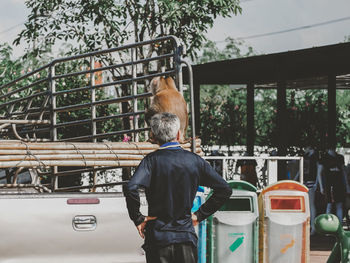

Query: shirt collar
[159,141,181,149]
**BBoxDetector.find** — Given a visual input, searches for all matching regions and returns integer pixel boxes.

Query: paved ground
[310,251,332,263]
[310,234,334,263]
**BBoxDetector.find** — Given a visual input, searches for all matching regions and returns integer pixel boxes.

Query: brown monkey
[145,76,188,142]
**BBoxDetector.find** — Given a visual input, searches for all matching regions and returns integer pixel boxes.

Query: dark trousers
[145,243,197,263]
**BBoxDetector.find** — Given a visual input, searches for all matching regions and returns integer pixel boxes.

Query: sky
[207,0,350,54]
[1,0,350,58]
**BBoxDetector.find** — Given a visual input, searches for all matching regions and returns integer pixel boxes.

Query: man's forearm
[194,187,232,222]
[125,183,145,226]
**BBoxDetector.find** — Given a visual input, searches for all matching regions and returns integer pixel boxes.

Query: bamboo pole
[0,151,204,161]
[0,160,141,168]
[0,147,203,155]
[0,154,146,161]
[0,139,204,168]
[0,140,201,150]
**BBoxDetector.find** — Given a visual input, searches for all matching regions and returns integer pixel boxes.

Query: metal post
[90,56,97,143]
[175,46,183,94]
[299,157,304,184]
[49,65,57,141]
[181,60,196,153]
[193,72,201,136]
[222,158,227,181]
[131,48,139,142]
[90,56,97,190]
[247,83,255,155]
[328,74,336,149]
[277,80,287,180]
[49,64,58,190]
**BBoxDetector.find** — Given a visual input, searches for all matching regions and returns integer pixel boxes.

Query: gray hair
[150,112,180,144]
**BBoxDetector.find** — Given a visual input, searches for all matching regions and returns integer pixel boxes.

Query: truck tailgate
[0,193,146,263]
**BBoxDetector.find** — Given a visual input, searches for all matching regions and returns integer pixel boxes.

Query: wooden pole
[0,148,203,155]
[0,160,141,168]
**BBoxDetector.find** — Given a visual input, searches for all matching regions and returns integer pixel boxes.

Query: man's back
[125,112,232,263]
[126,145,232,248]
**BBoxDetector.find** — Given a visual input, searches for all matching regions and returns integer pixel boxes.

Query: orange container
[258,180,310,263]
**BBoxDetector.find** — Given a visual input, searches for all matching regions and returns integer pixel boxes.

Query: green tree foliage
[196,38,254,147]
[284,90,328,149]
[254,89,276,147]
[0,44,22,86]
[14,0,241,59]
[197,37,255,64]
[13,0,243,146]
[336,90,350,147]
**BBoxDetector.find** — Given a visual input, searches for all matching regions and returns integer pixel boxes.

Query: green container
[207,180,259,263]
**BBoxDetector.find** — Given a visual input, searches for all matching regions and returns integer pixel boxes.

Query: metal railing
[204,156,304,189]
[0,36,191,144]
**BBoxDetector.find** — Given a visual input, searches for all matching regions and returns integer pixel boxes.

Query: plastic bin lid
[206,180,256,201]
[227,180,257,192]
[262,180,308,195]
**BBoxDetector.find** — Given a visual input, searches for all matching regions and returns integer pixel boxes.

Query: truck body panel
[0,193,147,263]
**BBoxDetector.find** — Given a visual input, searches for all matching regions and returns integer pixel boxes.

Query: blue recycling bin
[192,186,207,263]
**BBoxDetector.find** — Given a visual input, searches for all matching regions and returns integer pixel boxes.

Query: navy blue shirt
[125,142,232,249]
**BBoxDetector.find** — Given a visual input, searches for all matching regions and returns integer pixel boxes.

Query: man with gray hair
[125,112,232,263]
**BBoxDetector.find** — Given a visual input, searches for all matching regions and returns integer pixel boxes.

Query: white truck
[0,188,148,263]
[0,35,195,263]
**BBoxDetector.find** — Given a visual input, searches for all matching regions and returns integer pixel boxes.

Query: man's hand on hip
[191,213,199,227]
[136,216,157,239]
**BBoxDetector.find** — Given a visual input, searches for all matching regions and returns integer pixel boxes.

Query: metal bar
[0,36,182,143]
[193,80,201,136]
[54,93,152,113]
[0,120,50,124]
[51,35,180,65]
[53,70,175,96]
[0,77,49,101]
[49,66,57,141]
[277,80,287,181]
[204,156,303,161]
[58,127,150,142]
[38,166,121,177]
[328,74,336,149]
[49,65,58,191]
[52,166,58,191]
[0,36,178,96]
[203,156,304,183]
[12,167,24,184]
[181,60,196,153]
[131,48,139,142]
[10,108,50,116]
[247,83,255,155]
[175,46,183,94]
[16,127,51,134]
[54,181,128,192]
[24,97,34,122]
[0,65,50,91]
[299,157,304,184]
[90,56,97,143]
[52,53,174,80]
[91,169,97,192]
[93,111,145,123]
[53,111,145,129]
[0,91,49,109]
